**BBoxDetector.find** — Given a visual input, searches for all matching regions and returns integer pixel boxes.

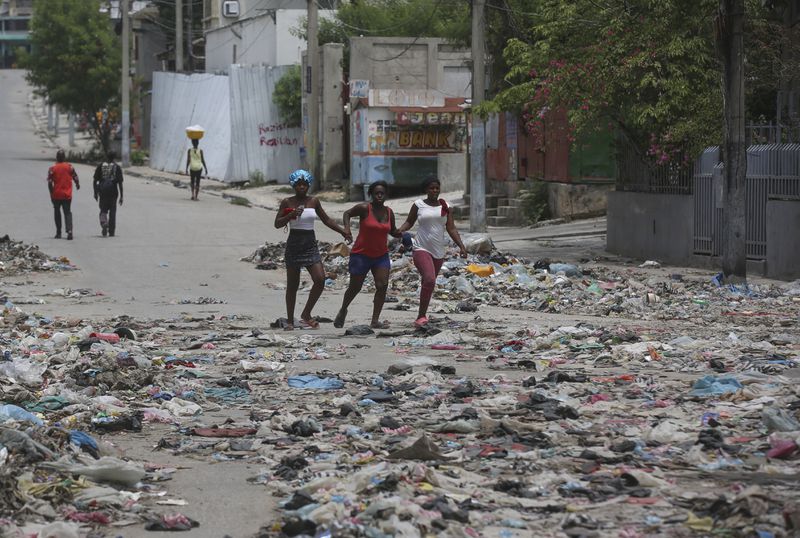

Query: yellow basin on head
[185,125,205,140]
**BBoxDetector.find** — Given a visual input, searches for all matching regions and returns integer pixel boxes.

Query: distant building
[0,0,32,69]
[203,0,334,73]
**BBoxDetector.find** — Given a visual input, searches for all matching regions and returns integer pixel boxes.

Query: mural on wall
[366,111,467,154]
[352,106,466,186]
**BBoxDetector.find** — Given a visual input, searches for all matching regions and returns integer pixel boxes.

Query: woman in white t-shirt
[397,176,467,328]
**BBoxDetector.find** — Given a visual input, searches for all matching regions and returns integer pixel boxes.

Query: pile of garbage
[0,236,798,536]
[0,288,797,536]
[0,235,75,276]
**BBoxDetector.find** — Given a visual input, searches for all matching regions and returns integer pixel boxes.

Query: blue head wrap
[289,169,313,187]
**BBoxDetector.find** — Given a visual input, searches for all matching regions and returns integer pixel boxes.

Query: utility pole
[175,0,183,72]
[68,112,75,147]
[307,0,320,189]
[187,0,193,72]
[470,0,487,232]
[716,0,746,281]
[121,0,130,167]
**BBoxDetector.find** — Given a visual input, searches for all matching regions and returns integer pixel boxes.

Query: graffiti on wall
[258,122,299,147]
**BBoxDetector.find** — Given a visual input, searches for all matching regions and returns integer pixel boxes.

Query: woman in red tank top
[334,181,400,329]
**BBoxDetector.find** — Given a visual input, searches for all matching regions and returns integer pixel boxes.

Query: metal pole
[307,0,320,189]
[53,104,59,137]
[47,103,53,131]
[68,112,75,147]
[121,0,130,167]
[187,0,193,72]
[175,0,183,72]
[469,0,487,232]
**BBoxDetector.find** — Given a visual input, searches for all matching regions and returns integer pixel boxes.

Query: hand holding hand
[343,230,353,244]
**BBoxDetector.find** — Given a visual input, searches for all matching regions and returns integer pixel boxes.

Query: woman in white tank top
[274,170,352,330]
[397,176,467,328]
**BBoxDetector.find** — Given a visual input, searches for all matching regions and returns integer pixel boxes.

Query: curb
[124,169,277,211]
[493,229,607,242]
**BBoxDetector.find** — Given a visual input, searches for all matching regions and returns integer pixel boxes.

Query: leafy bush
[248,170,266,187]
[131,150,148,166]
[273,66,302,128]
[518,181,551,225]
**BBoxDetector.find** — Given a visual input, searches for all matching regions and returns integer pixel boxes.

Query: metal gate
[693,144,800,260]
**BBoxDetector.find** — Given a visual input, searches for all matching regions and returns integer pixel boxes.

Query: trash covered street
[2,229,799,538]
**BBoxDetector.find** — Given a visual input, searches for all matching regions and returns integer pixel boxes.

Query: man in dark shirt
[93,151,124,237]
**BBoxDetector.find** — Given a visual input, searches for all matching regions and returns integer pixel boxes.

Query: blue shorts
[349,253,391,276]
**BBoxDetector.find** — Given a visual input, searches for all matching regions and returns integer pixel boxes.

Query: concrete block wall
[547,182,614,219]
[437,153,466,194]
[606,191,694,264]
[766,200,800,279]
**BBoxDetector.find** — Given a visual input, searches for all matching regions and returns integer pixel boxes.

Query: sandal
[283,324,294,331]
[413,317,429,329]
[333,309,347,329]
[370,320,390,329]
[299,318,320,329]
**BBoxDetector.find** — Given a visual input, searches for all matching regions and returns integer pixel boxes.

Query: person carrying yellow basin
[184,126,208,201]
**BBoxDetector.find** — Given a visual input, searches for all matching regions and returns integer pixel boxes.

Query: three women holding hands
[276,171,467,330]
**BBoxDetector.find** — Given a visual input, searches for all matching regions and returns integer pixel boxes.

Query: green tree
[484,0,723,163]
[21,0,120,153]
[483,0,798,162]
[273,65,302,128]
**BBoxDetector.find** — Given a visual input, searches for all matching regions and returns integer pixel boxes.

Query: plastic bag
[0,404,44,426]
[461,233,493,254]
[0,359,47,385]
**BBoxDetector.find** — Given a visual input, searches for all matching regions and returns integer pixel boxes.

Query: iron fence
[616,140,693,194]
[693,144,800,260]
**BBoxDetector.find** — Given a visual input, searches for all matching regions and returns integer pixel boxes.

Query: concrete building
[0,0,32,69]
[131,3,168,150]
[348,37,472,197]
[203,0,333,73]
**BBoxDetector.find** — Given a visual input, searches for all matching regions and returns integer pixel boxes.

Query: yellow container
[185,125,205,140]
[465,264,494,277]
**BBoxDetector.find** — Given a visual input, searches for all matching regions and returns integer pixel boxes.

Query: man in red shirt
[47,149,80,239]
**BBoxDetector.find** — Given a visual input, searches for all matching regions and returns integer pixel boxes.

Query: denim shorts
[349,253,391,276]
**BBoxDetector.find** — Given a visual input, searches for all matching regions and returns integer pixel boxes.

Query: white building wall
[238,15,277,66]
[204,8,334,73]
[205,28,241,74]
[274,10,305,66]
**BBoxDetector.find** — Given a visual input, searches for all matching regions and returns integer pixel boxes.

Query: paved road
[1,70,350,321]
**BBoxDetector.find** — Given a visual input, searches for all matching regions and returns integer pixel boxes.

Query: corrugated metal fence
[229,65,303,184]
[150,73,232,179]
[693,144,800,259]
[150,68,302,182]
